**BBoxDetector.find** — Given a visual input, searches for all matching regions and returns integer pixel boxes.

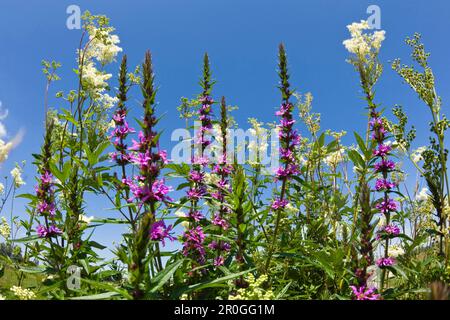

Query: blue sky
[1,0,449,257]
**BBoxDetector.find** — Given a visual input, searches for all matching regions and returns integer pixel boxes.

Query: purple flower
[41,171,53,185]
[182,226,207,264]
[212,164,233,175]
[376,224,401,240]
[37,201,56,217]
[113,110,126,124]
[111,121,135,138]
[369,117,383,129]
[192,156,209,166]
[189,210,204,222]
[208,241,231,251]
[271,198,289,210]
[156,150,169,165]
[375,198,398,214]
[373,144,392,157]
[274,164,299,180]
[275,103,293,117]
[374,159,396,172]
[187,187,206,201]
[213,256,225,267]
[150,220,175,246]
[280,148,294,161]
[350,285,381,300]
[125,179,172,203]
[130,151,152,171]
[376,257,395,268]
[36,224,62,238]
[374,179,396,191]
[189,170,204,183]
[212,214,230,230]
[151,180,173,202]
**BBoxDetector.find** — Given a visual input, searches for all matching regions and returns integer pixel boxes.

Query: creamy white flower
[343,20,385,55]
[285,203,298,215]
[79,215,95,224]
[372,31,386,49]
[81,62,112,94]
[10,286,36,300]
[204,173,220,186]
[0,294,5,300]
[86,27,122,65]
[411,146,427,163]
[0,139,13,164]
[389,245,405,258]
[377,215,386,228]
[0,216,11,239]
[247,119,270,166]
[416,187,429,202]
[10,166,25,188]
[324,149,345,167]
[97,93,119,110]
[298,156,307,167]
[175,211,189,229]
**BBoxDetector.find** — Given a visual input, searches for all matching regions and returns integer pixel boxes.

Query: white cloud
[0,101,8,138]
[0,100,24,147]
[0,102,8,121]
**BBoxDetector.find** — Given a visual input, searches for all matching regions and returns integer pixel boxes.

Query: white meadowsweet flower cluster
[323,148,345,167]
[210,123,226,155]
[80,25,121,110]
[416,187,429,202]
[10,165,25,188]
[204,172,220,186]
[0,216,11,239]
[87,28,122,65]
[284,203,298,216]
[10,286,36,300]
[377,215,386,228]
[0,139,13,164]
[229,274,275,300]
[0,294,5,300]
[175,211,189,229]
[96,92,119,110]
[248,118,269,166]
[82,62,112,92]
[411,146,427,163]
[388,245,405,258]
[79,215,95,224]
[343,20,386,56]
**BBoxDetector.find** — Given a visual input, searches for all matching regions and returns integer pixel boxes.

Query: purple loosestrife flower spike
[110,55,135,166]
[369,110,399,290]
[350,286,381,300]
[265,44,301,272]
[34,119,62,238]
[208,97,233,268]
[128,51,173,298]
[183,53,215,271]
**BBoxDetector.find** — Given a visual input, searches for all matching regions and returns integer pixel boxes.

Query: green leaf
[19,265,47,274]
[70,291,121,300]
[11,235,40,244]
[172,268,254,298]
[354,132,368,157]
[150,259,184,293]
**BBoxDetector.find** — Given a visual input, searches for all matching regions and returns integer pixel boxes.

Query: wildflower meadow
[0,2,449,303]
